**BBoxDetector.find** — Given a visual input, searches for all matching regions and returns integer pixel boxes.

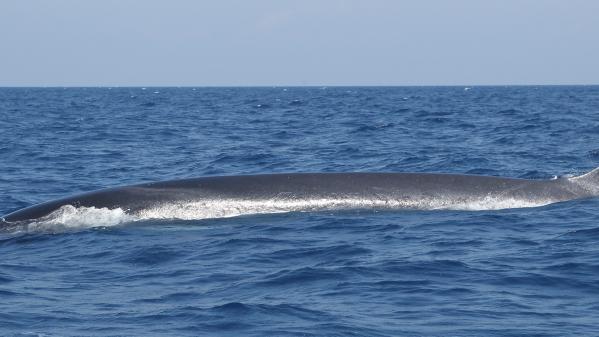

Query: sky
[1,0,598,86]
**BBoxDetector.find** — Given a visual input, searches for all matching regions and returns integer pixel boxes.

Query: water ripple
[2,86,599,336]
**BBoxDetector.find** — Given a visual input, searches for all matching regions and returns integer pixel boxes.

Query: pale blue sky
[1,0,598,86]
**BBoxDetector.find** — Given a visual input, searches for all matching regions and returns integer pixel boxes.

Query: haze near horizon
[1,0,598,86]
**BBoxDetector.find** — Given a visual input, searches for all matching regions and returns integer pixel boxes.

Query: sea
[1,86,599,336]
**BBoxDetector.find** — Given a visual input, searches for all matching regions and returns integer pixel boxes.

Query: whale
[2,168,599,225]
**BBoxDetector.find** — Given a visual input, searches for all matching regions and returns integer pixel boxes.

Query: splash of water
[7,205,137,233]
[3,195,555,233]
[139,196,552,220]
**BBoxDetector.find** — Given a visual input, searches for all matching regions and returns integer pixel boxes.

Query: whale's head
[2,199,69,223]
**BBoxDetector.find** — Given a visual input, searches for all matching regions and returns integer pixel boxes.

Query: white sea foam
[22,205,136,232]
[136,195,553,221]
[8,195,555,233]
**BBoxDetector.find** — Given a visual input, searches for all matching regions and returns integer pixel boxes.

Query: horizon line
[1,83,599,88]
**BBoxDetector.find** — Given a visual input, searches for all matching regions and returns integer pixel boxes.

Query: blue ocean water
[1,86,599,336]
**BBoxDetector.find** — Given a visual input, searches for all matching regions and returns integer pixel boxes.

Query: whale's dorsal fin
[570,167,599,194]
[571,167,599,182]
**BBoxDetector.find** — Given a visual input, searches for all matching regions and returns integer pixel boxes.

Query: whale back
[2,170,598,224]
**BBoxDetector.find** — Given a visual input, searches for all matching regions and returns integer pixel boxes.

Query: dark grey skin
[2,169,599,224]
